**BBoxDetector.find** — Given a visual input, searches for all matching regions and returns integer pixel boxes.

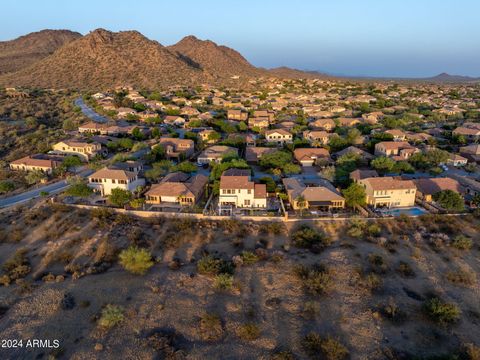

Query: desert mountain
[0,29,81,74]
[0,29,324,89]
[423,72,479,83]
[168,35,261,78]
[0,29,205,90]
[267,67,329,79]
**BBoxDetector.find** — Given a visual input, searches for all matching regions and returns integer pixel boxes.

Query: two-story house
[253,110,275,123]
[265,129,293,145]
[154,137,195,159]
[218,169,267,209]
[303,130,330,145]
[227,109,248,122]
[248,117,270,130]
[374,141,419,161]
[88,167,145,196]
[309,118,335,131]
[358,177,417,208]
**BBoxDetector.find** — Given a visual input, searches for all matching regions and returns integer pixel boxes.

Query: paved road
[0,169,94,209]
[74,97,108,123]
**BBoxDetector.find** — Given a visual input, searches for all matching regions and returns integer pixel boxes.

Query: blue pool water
[380,207,427,217]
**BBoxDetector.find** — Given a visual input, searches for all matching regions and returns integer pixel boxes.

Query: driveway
[74,97,109,123]
[0,168,94,209]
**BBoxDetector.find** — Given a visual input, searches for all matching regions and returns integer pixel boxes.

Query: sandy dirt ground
[0,203,478,359]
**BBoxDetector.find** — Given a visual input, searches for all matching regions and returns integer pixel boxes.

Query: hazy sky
[2,0,479,77]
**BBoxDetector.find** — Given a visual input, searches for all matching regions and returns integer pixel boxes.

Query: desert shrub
[291,224,331,252]
[9,228,24,242]
[381,298,406,323]
[451,235,473,250]
[362,273,382,292]
[346,218,366,238]
[220,219,250,237]
[462,343,480,360]
[198,255,222,275]
[397,261,415,278]
[2,248,31,281]
[302,301,319,319]
[237,323,260,341]
[446,269,475,286]
[347,226,363,238]
[366,223,381,237]
[0,275,10,286]
[98,304,124,329]
[199,313,223,341]
[259,222,286,235]
[197,255,233,276]
[294,264,333,295]
[423,297,461,325]
[367,253,388,274]
[270,349,295,360]
[214,274,234,291]
[118,246,154,275]
[270,251,285,263]
[302,332,349,360]
[240,251,259,265]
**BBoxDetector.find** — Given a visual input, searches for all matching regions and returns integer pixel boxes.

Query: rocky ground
[0,202,479,359]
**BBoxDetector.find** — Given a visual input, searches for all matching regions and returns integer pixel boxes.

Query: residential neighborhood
[3,78,480,219]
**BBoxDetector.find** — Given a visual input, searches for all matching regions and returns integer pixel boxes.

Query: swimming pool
[380,206,428,217]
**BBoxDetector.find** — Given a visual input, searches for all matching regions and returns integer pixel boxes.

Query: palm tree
[295,195,307,217]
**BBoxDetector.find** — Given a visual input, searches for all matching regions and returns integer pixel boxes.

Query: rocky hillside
[0,29,81,74]
[0,29,323,90]
[0,29,206,90]
[168,35,262,78]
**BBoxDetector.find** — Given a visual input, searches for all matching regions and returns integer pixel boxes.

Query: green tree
[118,138,134,150]
[433,190,464,212]
[259,151,292,171]
[208,131,221,142]
[25,170,47,185]
[174,161,197,173]
[259,176,276,192]
[61,155,82,170]
[145,160,173,180]
[66,183,93,197]
[283,163,301,175]
[237,121,248,132]
[108,188,133,207]
[131,127,144,140]
[342,183,366,208]
[119,246,154,275]
[0,181,15,194]
[151,127,161,138]
[296,195,307,216]
[392,161,415,174]
[371,156,395,174]
[130,198,145,209]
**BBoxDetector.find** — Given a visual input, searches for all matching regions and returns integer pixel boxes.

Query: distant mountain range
[0,29,477,89]
[421,72,480,83]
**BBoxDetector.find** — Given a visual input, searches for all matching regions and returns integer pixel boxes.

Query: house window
[247,189,251,194]
[244,199,250,206]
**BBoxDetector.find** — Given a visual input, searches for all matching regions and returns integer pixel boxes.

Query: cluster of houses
[6,79,480,216]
